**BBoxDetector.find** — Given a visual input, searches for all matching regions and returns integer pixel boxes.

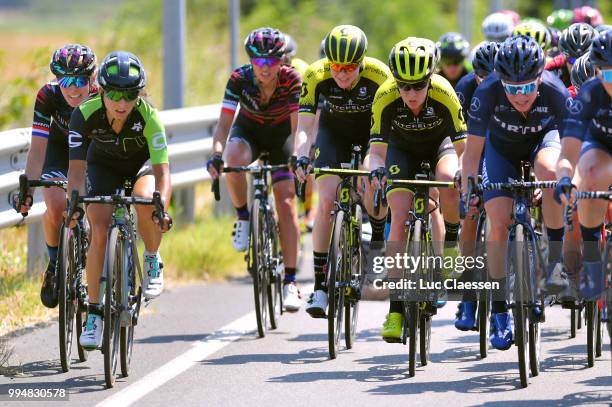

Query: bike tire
[477,216,490,359]
[526,229,542,378]
[513,224,529,388]
[120,240,139,377]
[586,300,596,367]
[570,308,577,338]
[250,199,267,338]
[345,204,362,350]
[408,219,423,377]
[58,226,76,373]
[267,214,281,330]
[328,210,347,359]
[103,228,122,388]
[420,315,432,367]
[595,303,602,358]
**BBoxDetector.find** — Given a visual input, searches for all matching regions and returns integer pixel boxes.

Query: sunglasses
[601,69,612,84]
[57,76,89,88]
[442,57,464,66]
[397,79,429,91]
[329,62,360,73]
[251,57,282,68]
[105,89,140,102]
[501,79,538,95]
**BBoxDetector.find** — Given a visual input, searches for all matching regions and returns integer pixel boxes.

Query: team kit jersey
[32,82,97,177]
[563,77,612,153]
[468,70,571,200]
[221,63,301,166]
[455,72,479,117]
[69,95,169,195]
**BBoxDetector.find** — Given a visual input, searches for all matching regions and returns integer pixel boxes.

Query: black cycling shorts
[86,153,152,196]
[385,137,456,195]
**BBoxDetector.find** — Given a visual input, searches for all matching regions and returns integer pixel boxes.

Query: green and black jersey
[68,95,169,164]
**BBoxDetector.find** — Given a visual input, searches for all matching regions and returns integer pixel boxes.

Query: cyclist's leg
[226,125,256,251]
[80,160,119,348]
[574,140,612,298]
[534,131,568,293]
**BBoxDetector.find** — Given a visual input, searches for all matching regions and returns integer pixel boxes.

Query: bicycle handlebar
[564,190,612,232]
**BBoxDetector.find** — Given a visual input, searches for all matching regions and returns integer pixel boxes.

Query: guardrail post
[175,188,196,223]
[213,177,235,217]
[26,222,46,277]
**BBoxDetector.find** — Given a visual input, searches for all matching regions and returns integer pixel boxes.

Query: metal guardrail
[0,103,222,275]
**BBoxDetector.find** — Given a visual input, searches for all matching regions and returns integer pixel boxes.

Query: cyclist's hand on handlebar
[369,167,389,190]
[13,193,33,215]
[206,153,224,179]
[291,155,311,183]
[63,205,84,229]
[152,210,173,233]
[554,176,575,206]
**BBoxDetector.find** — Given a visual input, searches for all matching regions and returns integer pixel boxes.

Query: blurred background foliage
[0,0,610,130]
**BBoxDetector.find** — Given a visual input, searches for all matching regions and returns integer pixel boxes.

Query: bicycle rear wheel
[328,210,347,359]
[58,226,77,373]
[419,315,432,367]
[345,204,362,350]
[103,227,122,388]
[249,199,268,338]
[571,308,577,338]
[121,239,140,377]
[512,224,529,388]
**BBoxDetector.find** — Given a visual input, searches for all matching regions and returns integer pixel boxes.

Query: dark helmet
[283,34,297,59]
[494,35,545,82]
[50,44,96,76]
[559,23,596,59]
[437,32,470,60]
[472,41,498,77]
[590,29,612,67]
[244,27,286,58]
[323,25,368,64]
[570,53,595,89]
[98,51,146,90]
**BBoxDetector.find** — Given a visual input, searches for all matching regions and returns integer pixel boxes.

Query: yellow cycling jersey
[370,74,467,150]
[299,57,391,124]
[291,57,310,78]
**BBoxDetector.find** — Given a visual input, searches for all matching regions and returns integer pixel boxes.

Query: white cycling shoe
[305,290,328,318]
[232,220,250,252]
[283,282,302,312]
[79,313,103,350]
[144,252,164,299]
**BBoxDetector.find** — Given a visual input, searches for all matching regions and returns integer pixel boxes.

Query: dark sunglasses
[441,57,464,66]
[251,57,282,68]
[105,89,140,102]
[57,76,89,88]
[397,79,429,91]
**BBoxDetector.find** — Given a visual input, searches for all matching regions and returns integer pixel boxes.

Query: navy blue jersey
[563,77,612,151]
[455,72,478,117]
[468,70,571,151]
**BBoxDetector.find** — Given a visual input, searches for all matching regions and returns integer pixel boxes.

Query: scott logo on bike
[341,188,350,203]
[415,197,425,214]
[389,165,400,175]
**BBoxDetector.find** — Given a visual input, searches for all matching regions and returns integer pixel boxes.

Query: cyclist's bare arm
[294,113,316,158]
[211,110,235,156]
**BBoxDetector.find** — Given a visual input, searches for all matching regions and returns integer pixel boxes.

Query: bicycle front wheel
[249,199,268,338]
[586,300,597,367]
[121,239,140,377]
[328,210,347,359]
[512,224,529,388]
[476,214,490,359]
[407,219,423,377]
[345,204,362,350]
[267,214,282,330]
[103,227,122,388]
[58,226,77,373]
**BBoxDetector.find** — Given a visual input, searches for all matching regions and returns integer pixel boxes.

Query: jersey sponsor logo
[301,83,309,98]
[533,106,548,113]
[456,92,465,105]
[394,117,443,131]
[358,86,367,97]
[567,99,583,114]
[493,116,543,135]
[495,105,509,112]
[425,107,435,117]
[151,133,168,151]
[470,97,481,112]
[68,131,82,148]
[131,121,143,132]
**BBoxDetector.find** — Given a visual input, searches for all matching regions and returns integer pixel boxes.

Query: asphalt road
[0,248,610,407]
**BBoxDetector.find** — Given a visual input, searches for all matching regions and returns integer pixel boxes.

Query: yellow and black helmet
[512,21,551,50]
[323,25,367,64]
[388,37,438,82]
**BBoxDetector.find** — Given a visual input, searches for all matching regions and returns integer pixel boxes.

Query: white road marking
[96,311,256,407]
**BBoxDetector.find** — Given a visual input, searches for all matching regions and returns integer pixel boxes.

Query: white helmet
[482,12,514,42]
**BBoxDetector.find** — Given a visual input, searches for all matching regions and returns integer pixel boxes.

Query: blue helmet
[494,35,545,82]
[472,41,498,77]
[590,29,612,67]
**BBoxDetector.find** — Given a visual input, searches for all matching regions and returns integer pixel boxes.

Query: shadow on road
[136,333,212,344]
[367,373,521,394]
[477,390,612,406]
[268,363,410,384]
[201,346,330,366]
